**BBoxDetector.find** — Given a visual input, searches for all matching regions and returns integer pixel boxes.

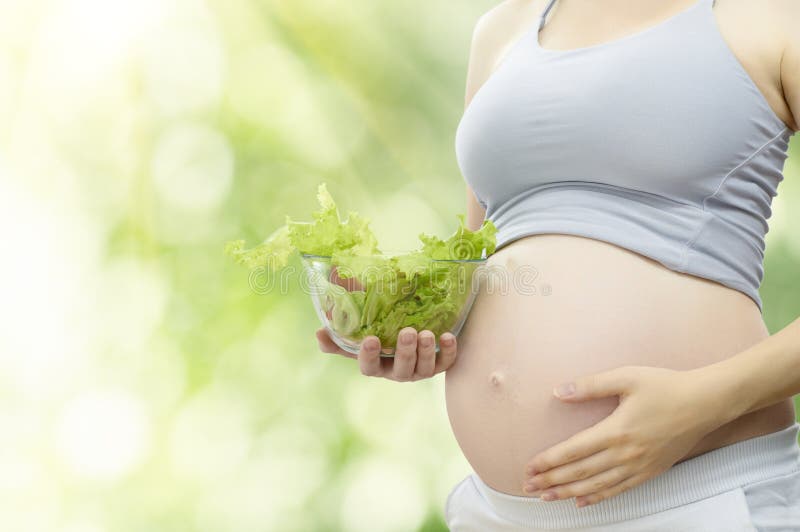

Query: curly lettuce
[226,183,497,347]
[224,183,380,270]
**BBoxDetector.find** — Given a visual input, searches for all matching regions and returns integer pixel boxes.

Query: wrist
[686,359,752,431]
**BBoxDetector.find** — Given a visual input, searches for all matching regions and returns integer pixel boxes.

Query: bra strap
[538,0,558,30]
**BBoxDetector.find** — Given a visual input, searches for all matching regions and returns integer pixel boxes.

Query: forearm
[694,316,800,426]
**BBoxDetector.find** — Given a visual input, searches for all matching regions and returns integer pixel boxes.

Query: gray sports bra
[455,0,795,313]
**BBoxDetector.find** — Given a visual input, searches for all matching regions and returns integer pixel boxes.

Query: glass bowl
[301,252,487,356]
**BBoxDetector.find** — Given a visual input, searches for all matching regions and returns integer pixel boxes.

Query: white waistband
[471,421,800,528]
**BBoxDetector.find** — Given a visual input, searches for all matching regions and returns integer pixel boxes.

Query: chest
[454,0,790,210]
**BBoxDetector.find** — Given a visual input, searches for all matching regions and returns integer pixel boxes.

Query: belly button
[488,370,505,387]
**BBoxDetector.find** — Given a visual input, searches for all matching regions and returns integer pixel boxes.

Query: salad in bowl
[225,184,497,356]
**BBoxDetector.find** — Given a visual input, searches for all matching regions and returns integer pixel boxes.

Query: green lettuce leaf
[224,224,294,270]
[226,183,498,348]
[419,213,497,260]
[225,183,381,269]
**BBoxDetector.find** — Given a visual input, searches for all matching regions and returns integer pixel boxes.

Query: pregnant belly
[444,234,795,496]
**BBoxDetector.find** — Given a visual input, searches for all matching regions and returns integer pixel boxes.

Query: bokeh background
[1,0,798,531]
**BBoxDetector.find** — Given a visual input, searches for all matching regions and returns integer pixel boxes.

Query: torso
[445,0,797,497]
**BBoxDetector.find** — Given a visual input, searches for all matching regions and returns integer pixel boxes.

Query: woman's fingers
[317,326,459,381]
[533,464,630,502]
[526,418,615,477]
[315,327,357,359]
[358,335,385,377]
[414,330,436,378]
[524,448,618,493]
[392,327,418,381]
[433,333,458,373]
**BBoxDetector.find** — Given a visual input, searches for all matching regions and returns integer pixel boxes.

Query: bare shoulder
[712,0,797,130]
[764,0,800,52]
[767,0,800,130]
[463,0,545,107]
[720,0,796,55]
[761,0,799,33]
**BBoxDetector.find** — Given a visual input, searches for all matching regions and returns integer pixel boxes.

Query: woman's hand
[522,365,732,507]
[315,326,458,382]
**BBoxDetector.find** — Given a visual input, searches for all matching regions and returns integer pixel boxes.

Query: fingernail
[541,491,557,501]
[554,382,575,398]
[420,334,433,348]
[401,331,415,345]
[523,484,535,493]
[441,335,454,346]
[364,339,379,352]
[576,499,589,508]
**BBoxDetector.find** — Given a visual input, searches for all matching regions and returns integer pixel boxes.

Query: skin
[320,0,800,509]
[522,327,800,506]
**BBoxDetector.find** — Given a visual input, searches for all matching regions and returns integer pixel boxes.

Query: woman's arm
[462,1,557,231]
[466,185,486,232]
[697,318,800,422]
[315,3,523,378]
[780,0,800,132]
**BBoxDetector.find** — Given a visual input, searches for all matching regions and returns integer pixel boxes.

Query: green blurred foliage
[0,0,797,531]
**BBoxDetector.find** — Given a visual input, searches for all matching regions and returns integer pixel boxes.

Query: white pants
[445,422,800,531]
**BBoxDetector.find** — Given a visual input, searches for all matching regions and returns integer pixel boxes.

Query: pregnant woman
[318,0,800,529]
